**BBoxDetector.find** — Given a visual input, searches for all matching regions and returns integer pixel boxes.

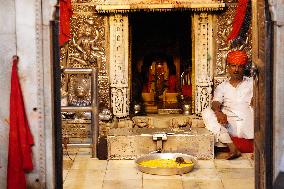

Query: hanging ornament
[226,0,251,43]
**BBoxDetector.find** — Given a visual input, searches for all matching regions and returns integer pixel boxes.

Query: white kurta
[202,77,254,143]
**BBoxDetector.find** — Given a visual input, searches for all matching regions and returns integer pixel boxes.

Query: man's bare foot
[226,151,241,160]
[226,142,241,160]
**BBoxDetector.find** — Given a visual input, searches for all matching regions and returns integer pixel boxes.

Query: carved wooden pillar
[109,14,129,118]
[193,13,214,115]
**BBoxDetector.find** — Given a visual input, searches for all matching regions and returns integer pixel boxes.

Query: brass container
[135,153,197,175]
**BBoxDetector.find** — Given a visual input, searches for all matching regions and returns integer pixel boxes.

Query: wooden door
[252,1,273,188]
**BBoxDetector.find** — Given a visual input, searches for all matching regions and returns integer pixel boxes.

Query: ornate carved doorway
[109,12,215,117]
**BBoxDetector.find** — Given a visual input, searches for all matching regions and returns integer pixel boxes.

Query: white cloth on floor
[202,76,254,143]
[280,152,284,172]
[202,108,232,143]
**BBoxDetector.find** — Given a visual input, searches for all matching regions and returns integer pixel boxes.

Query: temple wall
[0,0,56,188]
[0,1,16,187]
[214,1,252,85]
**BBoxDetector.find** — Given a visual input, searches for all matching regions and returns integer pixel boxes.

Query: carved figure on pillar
[109,15,129,118]
[71,23,103,67]
[193,13,214,115]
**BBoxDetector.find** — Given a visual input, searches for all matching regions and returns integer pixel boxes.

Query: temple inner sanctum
[130,12,192,114]
[129,12,192,113]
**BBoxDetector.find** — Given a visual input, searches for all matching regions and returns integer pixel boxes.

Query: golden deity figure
[68,76,91,107]
[71,24,103,66]
[148,58,169,102]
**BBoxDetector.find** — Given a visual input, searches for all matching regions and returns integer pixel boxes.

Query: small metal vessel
[182,104,192,115]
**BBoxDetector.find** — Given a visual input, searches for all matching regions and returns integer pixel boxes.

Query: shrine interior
[130,12,192,114]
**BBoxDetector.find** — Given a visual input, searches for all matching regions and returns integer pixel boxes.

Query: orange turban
[226,50,248,65]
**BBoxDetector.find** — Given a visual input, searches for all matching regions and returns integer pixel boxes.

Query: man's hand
[215,111,228,125]
[211,101,228,125]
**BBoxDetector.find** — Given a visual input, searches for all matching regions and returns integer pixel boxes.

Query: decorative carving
[69,16,104,68]
[193,13,214,115]
[68,75,91,106]
[71,0,104,3]
[196,86,212,113]
[215,4,252,77]
[216,5,236,76]
[170,117,192,128]
[62,10,110,107]
[60,45,68,68]
[132,117,153,128]
[64,1,240,117]
[94,0,225,13]
[72,0,224,3]
[72,3,98,13]
[62,119,90,139]
[109,15,129,118]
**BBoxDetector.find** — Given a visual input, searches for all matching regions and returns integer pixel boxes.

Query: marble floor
[63,148,254,189]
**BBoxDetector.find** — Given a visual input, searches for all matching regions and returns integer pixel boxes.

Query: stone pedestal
[107,128,214,160]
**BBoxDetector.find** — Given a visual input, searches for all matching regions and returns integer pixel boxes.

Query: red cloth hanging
[60,0,73,46]
[227,0,249,42]
[7,56,34,189]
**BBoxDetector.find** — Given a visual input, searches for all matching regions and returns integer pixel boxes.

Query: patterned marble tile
[107,160,136,170]
[195,160,215,169]
[102,179,142,189]
[104,168,142,180]
[73,155,92,161]
[217,168,254,179]
[78,147,92,154]
[214,159,252,169]
[222,178,254,189]
[71,159,107,171]
[63,170,69,183]
[63,169,105,189]
[62,155,255,189]
[182,168,220,180]
[143,179,183,189]
[63,159,75,170]
[183,178,224,189]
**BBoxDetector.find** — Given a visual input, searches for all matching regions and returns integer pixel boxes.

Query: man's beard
[231,73,243,80]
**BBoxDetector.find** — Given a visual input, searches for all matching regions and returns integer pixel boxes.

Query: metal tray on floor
[135,153,197,175]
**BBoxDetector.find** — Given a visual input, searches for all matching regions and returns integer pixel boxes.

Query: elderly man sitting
[202,50,254,160]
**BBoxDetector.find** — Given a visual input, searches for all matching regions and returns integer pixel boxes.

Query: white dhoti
[202,108,232,144]
[202,106,254,145]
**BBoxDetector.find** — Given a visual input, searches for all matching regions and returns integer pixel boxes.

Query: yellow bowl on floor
[135,153,197,175]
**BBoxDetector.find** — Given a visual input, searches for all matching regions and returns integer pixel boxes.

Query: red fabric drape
[7,57,34,189]
[60,0,73,46]
[227,0,249,42]
[231,137,254,153]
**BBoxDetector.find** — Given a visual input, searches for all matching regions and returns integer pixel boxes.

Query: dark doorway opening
[130,12,192,114]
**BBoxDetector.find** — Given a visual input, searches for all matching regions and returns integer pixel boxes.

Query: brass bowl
[135,153,197,175]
